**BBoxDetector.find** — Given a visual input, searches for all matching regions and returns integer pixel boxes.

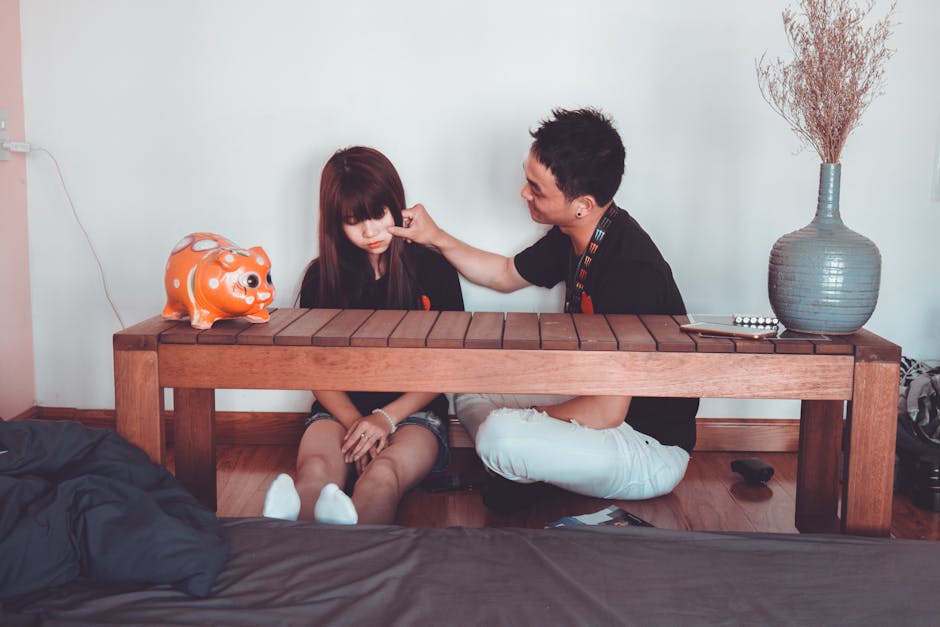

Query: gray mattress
[3,517,939,626]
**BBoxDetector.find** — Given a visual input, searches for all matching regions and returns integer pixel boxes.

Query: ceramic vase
[768,163,881,335]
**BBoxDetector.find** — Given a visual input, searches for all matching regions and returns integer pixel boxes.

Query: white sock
[262,473,301,521]
[314,482,358,525]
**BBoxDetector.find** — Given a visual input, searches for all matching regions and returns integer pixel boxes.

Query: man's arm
[533,395,632,430]
[388,204,531,293]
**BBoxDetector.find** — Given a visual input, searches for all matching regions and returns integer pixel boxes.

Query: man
[389,108,698,508]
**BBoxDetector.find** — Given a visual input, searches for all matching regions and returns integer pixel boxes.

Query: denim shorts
[305,409,450,473]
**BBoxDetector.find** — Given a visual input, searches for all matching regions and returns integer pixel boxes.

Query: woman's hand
[355,442,382,474]
[341,413,393,463]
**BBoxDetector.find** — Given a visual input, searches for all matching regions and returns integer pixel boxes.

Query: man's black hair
[529,107,625,206]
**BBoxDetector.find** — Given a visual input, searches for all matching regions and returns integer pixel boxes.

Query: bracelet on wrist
[372,408,397,434]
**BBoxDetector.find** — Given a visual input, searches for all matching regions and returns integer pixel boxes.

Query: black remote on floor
[731,457,775,484]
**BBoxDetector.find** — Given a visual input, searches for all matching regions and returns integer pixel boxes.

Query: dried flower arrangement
[756,0,896,164]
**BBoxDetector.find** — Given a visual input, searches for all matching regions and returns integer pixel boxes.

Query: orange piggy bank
[162,232,275,329]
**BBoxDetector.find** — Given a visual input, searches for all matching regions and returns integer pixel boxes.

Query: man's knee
[647,449,690,498]
[475,410,530,470]
[455,394,497,441]
[615,447,690,500]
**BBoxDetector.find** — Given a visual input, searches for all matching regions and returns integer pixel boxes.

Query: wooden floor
[171,445,940,540]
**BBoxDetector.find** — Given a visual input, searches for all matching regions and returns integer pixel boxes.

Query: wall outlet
[0,109,10,160]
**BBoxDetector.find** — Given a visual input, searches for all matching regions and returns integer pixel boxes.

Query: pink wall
[0,0,36,418]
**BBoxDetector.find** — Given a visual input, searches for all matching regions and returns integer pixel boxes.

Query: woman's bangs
[341,196,388,224]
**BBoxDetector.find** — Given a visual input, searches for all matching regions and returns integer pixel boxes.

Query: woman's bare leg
[295,419,349,521]
[352,425,438,525]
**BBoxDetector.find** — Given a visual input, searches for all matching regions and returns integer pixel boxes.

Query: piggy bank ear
[218,251,241,271]
[249,246,270,266]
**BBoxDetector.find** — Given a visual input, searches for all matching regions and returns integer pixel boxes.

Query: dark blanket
[4,517,939,626]
[0,419,226,602]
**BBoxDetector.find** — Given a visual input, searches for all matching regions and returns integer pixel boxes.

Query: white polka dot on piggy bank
[161,232,275,329]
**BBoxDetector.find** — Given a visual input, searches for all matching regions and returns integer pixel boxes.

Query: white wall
[19,0,940,417]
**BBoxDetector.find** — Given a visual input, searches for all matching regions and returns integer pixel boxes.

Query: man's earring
[575,212,582,218]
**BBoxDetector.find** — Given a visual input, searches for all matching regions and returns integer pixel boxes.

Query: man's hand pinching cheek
[388,223,412,244]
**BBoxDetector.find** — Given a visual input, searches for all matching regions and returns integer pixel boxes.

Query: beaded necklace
[564,203,619,314]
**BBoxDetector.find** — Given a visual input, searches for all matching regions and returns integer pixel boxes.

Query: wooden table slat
[465,312,504,349]
[770,336,816,354]
[687,331,737,353]
[769,331,839,355]
[812,334,855,355]
[572,314,617,351]
[313,309,375,347]
[540,313,579,350]
[731,337,776,354]
[197,319,256,344]
[389,310,440,348]
[237,308,308,345]
[160,320,204,344]
[113,316,180,351]
[274,308,342,346]
[605,314,656,351]
[640,315,696,352]
[426,311,472,348]
[351,310,408,347]
[503,312,540,350]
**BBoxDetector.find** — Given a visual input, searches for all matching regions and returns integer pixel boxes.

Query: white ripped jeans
[454,393,690,500]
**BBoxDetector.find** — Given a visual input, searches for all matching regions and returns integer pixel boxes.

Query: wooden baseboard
[8,405,39,422]
[30,407,309,446]
[692,418,800,452]
[24,407,801,452]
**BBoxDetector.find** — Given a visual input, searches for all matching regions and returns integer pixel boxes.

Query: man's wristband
[372,408,397,434]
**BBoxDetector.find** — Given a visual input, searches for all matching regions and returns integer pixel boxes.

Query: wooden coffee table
[113,309,900,536]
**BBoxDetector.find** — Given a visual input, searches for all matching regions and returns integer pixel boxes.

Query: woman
[263,146,463,525]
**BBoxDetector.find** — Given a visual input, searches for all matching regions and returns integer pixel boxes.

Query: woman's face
[341,207,395,259]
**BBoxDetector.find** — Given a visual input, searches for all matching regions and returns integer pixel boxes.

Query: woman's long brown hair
[303,146,416,308]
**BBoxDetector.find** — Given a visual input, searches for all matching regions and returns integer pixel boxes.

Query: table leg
[114,348,164,464]
[796,400,844,533]
[173,388,217,511]
[842,360,899,536]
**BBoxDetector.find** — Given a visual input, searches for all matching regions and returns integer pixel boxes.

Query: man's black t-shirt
[299,246,464,419]
[514,204,699,452]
